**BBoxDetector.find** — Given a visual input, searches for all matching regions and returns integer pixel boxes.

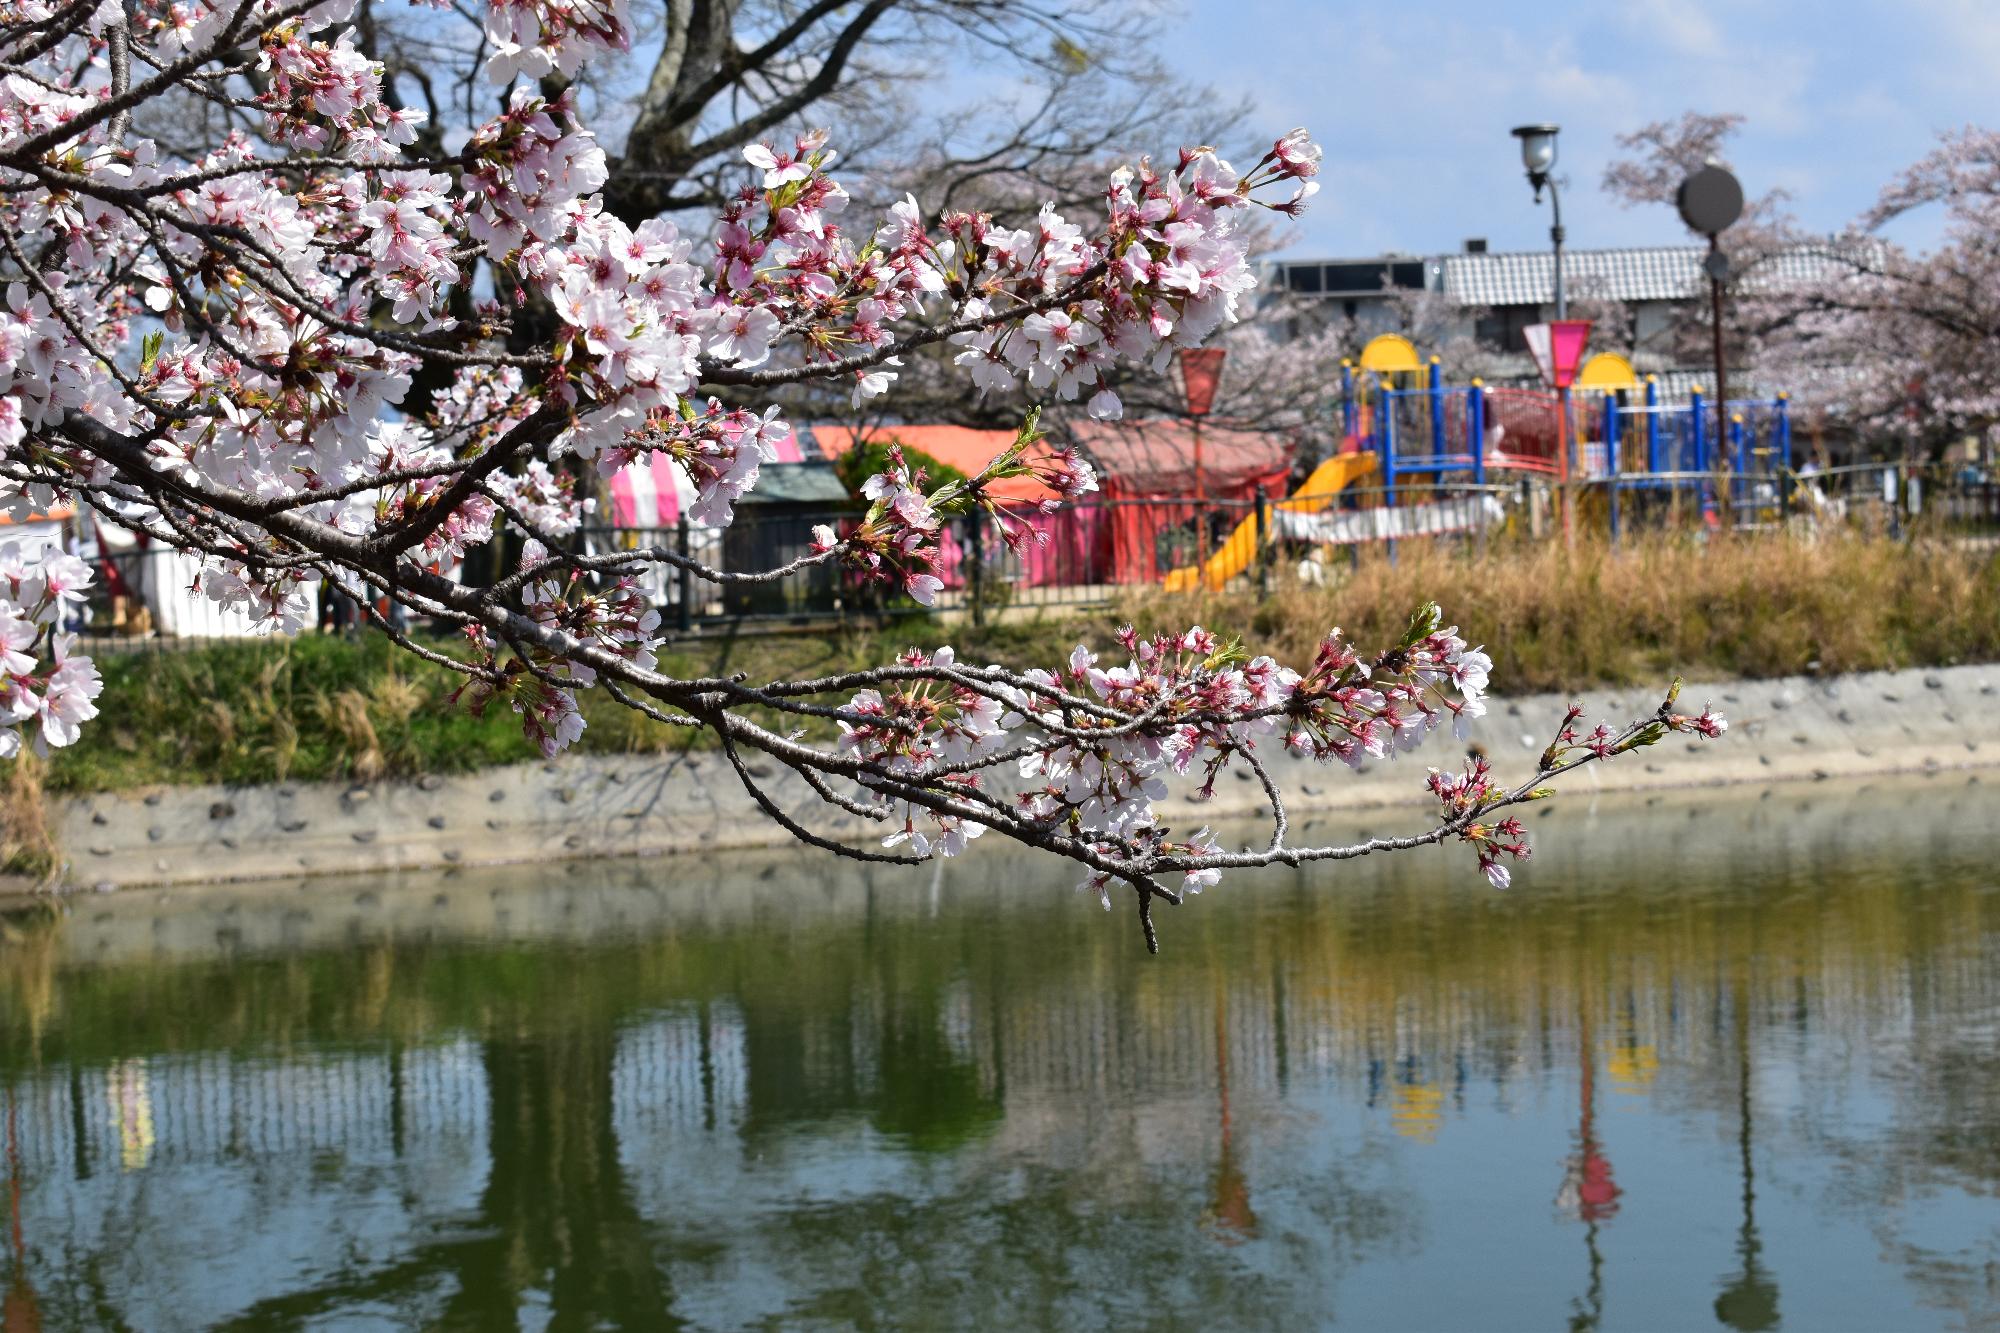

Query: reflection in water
[1714,977,1780,1332]
[1559,1006,1622,1333]
[6,1091,41,1333]
[0,776,1997,1329]
[1203,981,1258,1245]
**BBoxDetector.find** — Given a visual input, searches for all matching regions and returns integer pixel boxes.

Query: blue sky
[1160,0,1999,260]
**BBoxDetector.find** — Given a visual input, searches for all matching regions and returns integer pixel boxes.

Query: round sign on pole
[1677,163,1744,236]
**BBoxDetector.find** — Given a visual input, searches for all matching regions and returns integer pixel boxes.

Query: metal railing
[1572,458,2000,542]
[63,462,2000,649]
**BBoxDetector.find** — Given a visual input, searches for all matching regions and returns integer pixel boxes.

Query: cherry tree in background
[0,0,1726,946]
[1754,127,2000,454]
[1597,108,1991,456]
[1601,112,1801,372]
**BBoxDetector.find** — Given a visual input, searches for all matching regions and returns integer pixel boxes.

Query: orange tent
[805,424,1064,505]
[804,424,1101,588]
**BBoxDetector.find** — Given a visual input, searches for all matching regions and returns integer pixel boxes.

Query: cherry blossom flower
[0,4,1738,946]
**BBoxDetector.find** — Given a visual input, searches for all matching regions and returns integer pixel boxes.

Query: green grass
[39,531,2000,796]
[42,617,1050,794]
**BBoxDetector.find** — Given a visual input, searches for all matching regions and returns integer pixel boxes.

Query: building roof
[1438,242,1876,308]
[739,459,851,506]
[1058,419,1293,496]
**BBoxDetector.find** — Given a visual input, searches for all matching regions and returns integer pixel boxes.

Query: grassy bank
[1138,532,2000,693]
[36,532,2000,798]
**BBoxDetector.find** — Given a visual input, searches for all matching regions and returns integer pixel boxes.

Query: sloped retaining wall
[45,663,2000,891]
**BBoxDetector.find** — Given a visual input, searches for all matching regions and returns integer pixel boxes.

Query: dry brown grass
[1,751,59,880]
[39,532,2000,796]
[1108,532,2000,693]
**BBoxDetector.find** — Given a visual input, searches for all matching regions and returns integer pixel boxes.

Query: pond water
[3,775,2000,1331]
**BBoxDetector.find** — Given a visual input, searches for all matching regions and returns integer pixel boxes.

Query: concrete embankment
[39,662,2000,892]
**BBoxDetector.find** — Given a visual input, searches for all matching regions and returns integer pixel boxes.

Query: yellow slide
[1164,452,1378,593]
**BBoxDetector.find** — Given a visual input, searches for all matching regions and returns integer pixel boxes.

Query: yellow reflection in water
[1391,1082,1445,1143]
[106,1059,154,1171]
[1607,1044,1660,1097]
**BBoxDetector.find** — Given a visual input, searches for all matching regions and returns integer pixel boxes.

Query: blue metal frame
[1645,376,1661,474]
[1469,381,1485,487]
[1352,366,1795,547]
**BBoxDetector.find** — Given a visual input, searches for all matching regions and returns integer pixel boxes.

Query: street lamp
[1511,123,1565,318]
[1514,123,1585,545]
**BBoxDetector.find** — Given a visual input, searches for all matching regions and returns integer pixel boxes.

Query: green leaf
[1400,600,1442,646]
[140,331,164,374]
[1050,35,1091,74]
[1013,406,1044,451]
[1613,722,1667,754]
[1204,634,1250,672]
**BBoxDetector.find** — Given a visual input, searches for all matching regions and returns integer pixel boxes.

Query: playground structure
[1153,337,1800,592]
[1343,354,1793,498]
[1162,451,1378,592]
[1338,343,1797,528]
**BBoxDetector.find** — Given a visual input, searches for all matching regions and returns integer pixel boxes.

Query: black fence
[63,461,2000,651]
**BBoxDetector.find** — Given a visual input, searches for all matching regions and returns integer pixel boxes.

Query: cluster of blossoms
[1425,758,1531,889]
[835,646,1002,856]
[0,543,100,758]
[942,131,1321,419]
[812,416,1101,605]
[821,445,948,605]
[481,0,632,86]
[1279,607,1493,763]
[0,0,1739,942]
[489,459,594,538]
[1420,688,1731,889]
[830,608,1541,901]
[605,400,790,528]
[256,20,427,160]
[451,539,663,757]
[336,421,495,566]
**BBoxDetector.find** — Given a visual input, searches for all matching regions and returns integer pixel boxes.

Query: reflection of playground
[0,775,1996,1326]
[1202,980,1258,1244]
[1714,968,1780,1332]
[1557,1005,1621,1332]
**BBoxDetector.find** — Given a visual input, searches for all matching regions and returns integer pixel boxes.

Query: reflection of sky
[8,1043,490,1331]
[3,778,2000,1329]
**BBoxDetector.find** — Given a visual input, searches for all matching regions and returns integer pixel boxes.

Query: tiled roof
[738,460,851,505]
[1439,242,1877,307]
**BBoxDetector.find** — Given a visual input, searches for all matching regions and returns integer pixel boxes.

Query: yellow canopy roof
[1358,333,1422,374]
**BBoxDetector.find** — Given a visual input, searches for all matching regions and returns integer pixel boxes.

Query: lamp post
[1514,123,1580,544]
[1511,124,1565,319]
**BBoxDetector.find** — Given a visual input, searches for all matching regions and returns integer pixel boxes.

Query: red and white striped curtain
[604,428,804,528]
